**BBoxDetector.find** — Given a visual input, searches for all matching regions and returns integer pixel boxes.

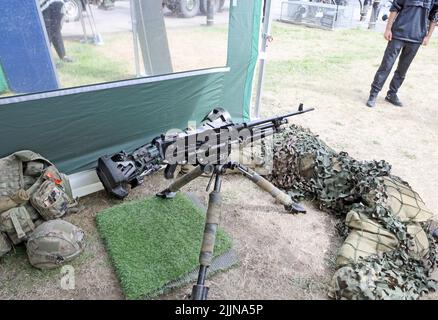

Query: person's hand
[384,29,392,41]
[423,36,430,46]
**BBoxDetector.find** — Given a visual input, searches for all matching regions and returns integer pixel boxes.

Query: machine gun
[97,105,314,199]
[96,104,314,300]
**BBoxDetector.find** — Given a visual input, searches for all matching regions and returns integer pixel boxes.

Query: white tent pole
[130,0,141,77]
[253,0,273,119]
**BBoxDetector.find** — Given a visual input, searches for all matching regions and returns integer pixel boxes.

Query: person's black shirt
[390,0,438,43]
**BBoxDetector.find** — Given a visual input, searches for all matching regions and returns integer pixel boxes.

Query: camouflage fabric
[0,150,83,269]
[269,125,437,300]
[0,206,35,245]
[0,231,11,258]
[336,210,399,268]
[26,219,85,270]
[0,150,52,214]
[30,167,78,221]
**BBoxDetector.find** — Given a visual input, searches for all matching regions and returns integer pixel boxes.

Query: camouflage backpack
[0,151,51,214]
[30,167,78,221]
[26,219,85,270]
[0,151,78,244]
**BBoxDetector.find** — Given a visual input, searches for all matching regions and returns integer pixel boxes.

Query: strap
[10,211,25,239]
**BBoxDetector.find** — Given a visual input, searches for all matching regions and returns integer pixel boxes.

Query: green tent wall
[223,0,262,121]
[0,0,263,174]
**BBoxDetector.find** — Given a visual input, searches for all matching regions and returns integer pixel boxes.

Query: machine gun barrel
[235,106,315,130]
[97,106,314,199]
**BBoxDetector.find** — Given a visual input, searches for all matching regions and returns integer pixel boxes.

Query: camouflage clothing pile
[0,151,85,269]
[268,125,437,300]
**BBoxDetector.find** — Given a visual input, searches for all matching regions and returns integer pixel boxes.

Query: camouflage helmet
[26,219,85,270]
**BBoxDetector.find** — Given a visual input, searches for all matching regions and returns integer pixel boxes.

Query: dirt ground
[1,22,437,300]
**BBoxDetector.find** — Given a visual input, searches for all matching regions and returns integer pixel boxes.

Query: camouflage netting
[268,125,438,300]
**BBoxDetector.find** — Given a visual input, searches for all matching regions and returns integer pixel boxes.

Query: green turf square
[96,193,232,299]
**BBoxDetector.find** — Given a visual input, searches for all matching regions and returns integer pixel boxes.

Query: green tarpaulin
[223,0,262,121]
[0,0,263,174]
[0,70,226,173]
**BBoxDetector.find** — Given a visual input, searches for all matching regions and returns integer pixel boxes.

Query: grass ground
[57,40,133,88]
[1,22,437,300]
[96,193,232,299]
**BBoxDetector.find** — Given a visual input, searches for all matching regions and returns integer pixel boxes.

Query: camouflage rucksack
[0,151,78,243]
[26,219,85,270]
[0,151,52,212]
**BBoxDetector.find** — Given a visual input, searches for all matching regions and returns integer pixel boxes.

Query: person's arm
[384,11,398,41]
[424,3,438,45]
[423,22,436,45]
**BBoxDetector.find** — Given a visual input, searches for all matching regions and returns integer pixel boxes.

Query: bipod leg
[233,162,306,214]
[191,172,223,300]
[156,165,204,199]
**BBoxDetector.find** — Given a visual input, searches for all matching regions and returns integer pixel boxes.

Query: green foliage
[96,193,232,300]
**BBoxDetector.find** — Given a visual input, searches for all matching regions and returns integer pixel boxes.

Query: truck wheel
[199,0,221,15]
[179,0,200,18]
[64,0,83,22]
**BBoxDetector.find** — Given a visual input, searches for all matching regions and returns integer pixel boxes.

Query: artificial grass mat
[96,193,233,299]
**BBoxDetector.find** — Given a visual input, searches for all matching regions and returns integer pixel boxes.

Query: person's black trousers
[42,2,66,60]
[370,39,421,96]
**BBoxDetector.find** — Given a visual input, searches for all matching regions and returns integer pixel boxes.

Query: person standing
[39,0,73,62]
[366,0,438,108]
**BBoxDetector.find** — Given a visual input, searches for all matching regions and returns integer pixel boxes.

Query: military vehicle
[163,0,226,18]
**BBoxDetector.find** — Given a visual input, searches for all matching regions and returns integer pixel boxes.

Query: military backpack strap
[0,232,12,258]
